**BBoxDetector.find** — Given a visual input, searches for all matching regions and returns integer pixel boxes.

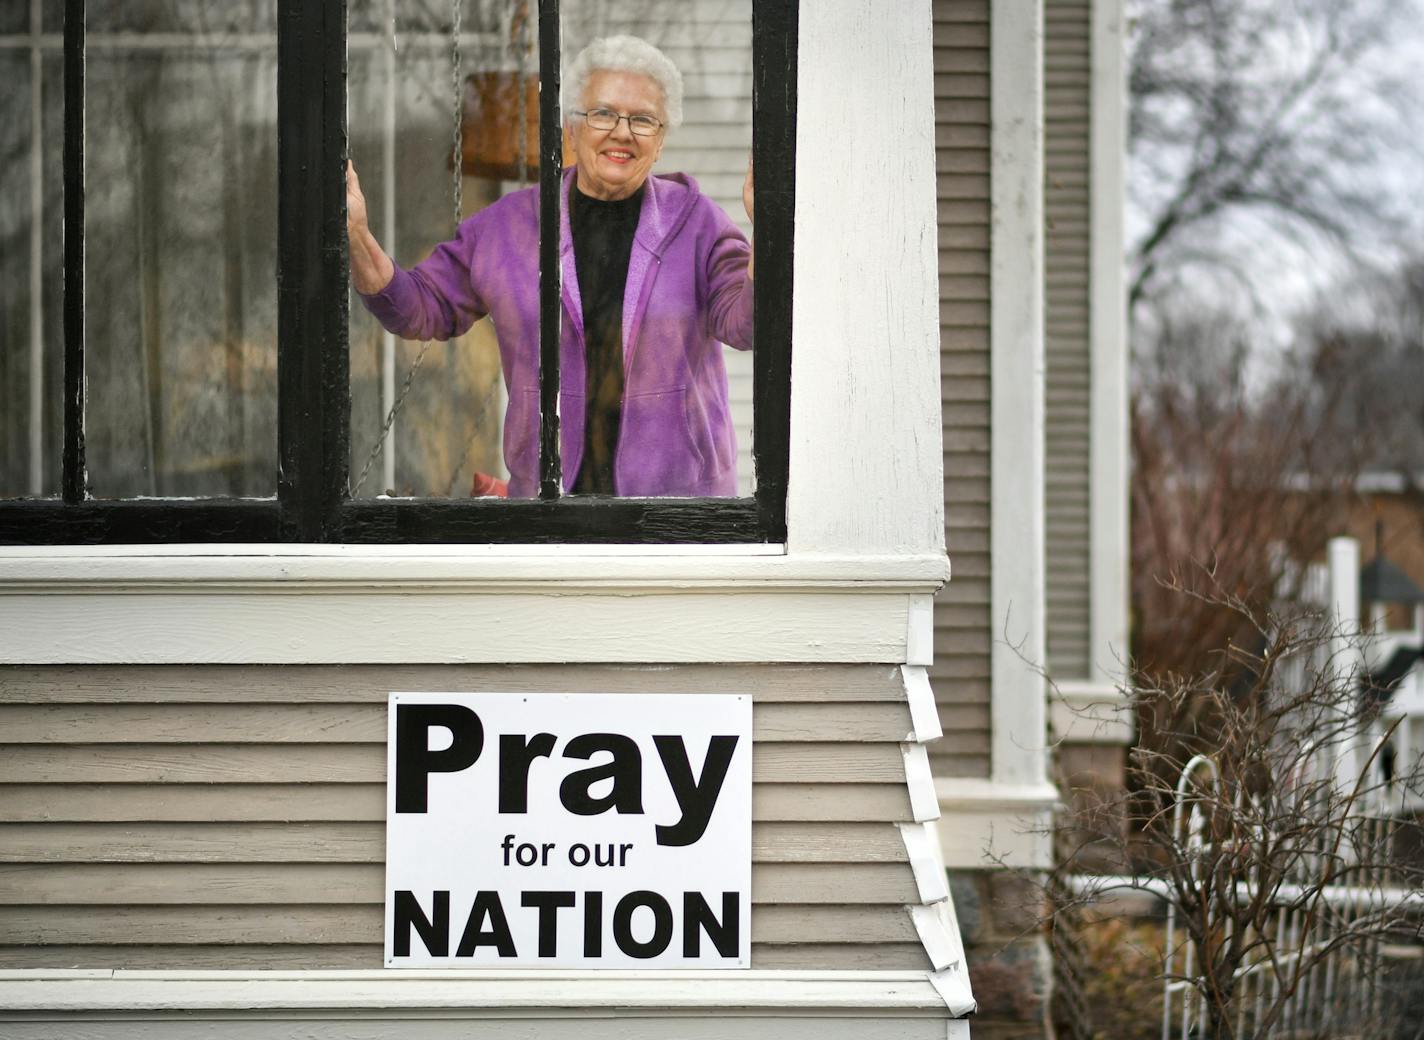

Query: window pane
[83,1,277,33]
[562,0,756,498]
[347,0,524,499]
[40,0,61,34]
[0,3,25,34]
[84,0,278,498]
[0,37,63,499]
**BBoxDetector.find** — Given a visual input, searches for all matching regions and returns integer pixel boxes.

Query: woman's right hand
[347,160,395,294]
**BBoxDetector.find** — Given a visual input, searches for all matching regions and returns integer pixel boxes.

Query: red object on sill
[470,472,509,498]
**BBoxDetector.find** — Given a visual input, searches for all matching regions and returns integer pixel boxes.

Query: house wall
[932,0,993,783]
[1040,0,1132,749]
[0,663,940,972]
[1043,0,1093,683]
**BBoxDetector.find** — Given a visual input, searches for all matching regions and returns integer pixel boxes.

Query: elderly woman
[347,35,754,498]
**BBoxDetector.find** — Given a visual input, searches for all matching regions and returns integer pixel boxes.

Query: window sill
[1049,680,1134,745]
[0,546,948,666]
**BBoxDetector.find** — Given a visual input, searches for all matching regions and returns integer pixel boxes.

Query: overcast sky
[1124,0,1424,354]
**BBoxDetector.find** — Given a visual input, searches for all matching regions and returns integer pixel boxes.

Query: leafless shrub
[1054,582,1424,1039]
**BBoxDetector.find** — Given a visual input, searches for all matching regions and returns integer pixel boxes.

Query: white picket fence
[1158,754,1415,1040]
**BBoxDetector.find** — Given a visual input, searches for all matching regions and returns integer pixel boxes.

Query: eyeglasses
[575,108,664,137]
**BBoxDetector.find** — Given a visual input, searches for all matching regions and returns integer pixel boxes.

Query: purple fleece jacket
[358,167,754,498]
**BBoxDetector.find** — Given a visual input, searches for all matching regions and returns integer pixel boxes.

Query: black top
[569,183,644,495]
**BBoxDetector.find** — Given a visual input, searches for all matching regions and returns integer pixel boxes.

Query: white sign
[384,692,752,968]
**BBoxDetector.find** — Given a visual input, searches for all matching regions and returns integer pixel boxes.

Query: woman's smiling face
[570,69,666,201]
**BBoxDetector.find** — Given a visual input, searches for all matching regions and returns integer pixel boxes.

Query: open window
[0,0,796,545]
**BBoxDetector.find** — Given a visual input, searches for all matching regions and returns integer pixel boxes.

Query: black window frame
[2,0,797,546]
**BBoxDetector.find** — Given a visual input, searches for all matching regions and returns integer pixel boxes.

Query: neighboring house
[931,0,1131,1033]
[1291,489,1424,807]
[0,2,1134,1038]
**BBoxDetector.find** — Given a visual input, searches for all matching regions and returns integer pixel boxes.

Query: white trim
[0,545,948,584]
[0,550,949,665]
[1089,0,1131,691]
[901,665,944,743]
[1355,470,1424,493]
[899,822,952,906]
[789,0,946,558]
[928,964,977,1020]
[909,906,958,974]
[903,743,942,823]
[906,594,936,667]
[0,589,918,665]
[0,969,967,1019]
[1049,679,1133,745]
[990,0,1048,789]
[936,778,1059,869]
[1328,536,1366,791]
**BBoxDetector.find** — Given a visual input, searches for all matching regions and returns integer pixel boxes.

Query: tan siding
[0,663,912,702]
[0,862,921,906]
[0,942,933,972]
[0,664,928,971]
[0,701,916,744]
[0,821,911,864]
[1044,0,1094,681]
[0,782,917,824]
[932,0,991,779]
[0,742,907,784]
[0,904,921,946]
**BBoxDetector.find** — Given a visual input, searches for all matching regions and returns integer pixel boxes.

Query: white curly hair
[563,35,684,131]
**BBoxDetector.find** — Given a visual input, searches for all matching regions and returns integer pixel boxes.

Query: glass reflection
[84,0,279,498]
[347,0,521,499]
[0,36,64,500]
[349,0,755,499]
[558,4,757,495]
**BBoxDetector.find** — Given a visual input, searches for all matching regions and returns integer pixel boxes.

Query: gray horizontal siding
[932,0,991,779]
[0,663,930,972]
[1044,0,1093,681]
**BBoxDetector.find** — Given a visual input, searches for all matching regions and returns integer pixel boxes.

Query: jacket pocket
[618,386,705,496]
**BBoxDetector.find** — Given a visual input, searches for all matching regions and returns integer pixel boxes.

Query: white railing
[1158,756,1406,1040]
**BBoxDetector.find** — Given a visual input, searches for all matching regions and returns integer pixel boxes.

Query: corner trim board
[1088,0,1131,691]
[989,0,1048,790]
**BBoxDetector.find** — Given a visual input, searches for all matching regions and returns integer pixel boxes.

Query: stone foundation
[949,868,1052,1040]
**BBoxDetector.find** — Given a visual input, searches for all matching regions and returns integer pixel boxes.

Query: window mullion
[62,0,86,504]
[751,0,796,543]
[537,0,562,500]
[277,0,350,540]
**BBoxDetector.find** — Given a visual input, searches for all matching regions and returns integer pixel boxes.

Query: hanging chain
[349,0,468,498]
[449,0,465,229]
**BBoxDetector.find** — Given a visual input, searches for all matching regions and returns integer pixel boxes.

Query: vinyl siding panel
[932,0,991,779]
[1044,0,1093,680]
[0,663,931,971]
